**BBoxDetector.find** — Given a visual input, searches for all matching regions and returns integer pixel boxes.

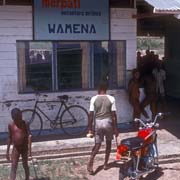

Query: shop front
[0,0,137,133]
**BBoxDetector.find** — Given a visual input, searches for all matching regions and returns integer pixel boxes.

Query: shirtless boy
[6,108,32,180]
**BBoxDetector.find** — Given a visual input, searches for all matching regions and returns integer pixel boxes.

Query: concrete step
[1,147,180,165]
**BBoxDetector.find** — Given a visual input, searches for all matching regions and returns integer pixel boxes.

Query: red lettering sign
[42,0,80,9]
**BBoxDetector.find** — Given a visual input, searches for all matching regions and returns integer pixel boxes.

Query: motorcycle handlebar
[154,112,171,124]
[134,112,171,127]
[158,112,171,116]
[134,118,146,127]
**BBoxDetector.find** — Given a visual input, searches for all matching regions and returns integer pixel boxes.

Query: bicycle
[22,93,89,137]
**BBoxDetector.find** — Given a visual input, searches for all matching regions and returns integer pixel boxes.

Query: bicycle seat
[57,95,69,101]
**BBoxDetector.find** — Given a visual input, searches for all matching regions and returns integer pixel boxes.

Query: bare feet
[87,163,94,175]
[87,167,93,175]
[103,164,109,170]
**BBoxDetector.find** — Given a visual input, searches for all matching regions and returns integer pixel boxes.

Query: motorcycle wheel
[119,167,127,180]
[119,162,133,180]
[119,160,142,180]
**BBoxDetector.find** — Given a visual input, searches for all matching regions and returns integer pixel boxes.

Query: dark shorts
[95,118,113,144]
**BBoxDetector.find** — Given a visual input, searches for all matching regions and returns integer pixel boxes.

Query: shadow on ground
[93,161,122,175]
[142,167,164,180]
[33,178,50,180]
[92,162,165,180]
[32,178,50,180]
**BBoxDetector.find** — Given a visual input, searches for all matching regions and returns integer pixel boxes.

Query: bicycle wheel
[60,105,88,136]
[22,109,43,137]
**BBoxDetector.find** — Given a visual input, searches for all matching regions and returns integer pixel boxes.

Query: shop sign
[34,0,109,40]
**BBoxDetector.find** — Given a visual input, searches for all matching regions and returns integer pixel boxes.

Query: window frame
[17,40,126,93]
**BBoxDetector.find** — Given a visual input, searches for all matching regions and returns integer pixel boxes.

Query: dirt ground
[0,153,180,180]
[0,154,119,180]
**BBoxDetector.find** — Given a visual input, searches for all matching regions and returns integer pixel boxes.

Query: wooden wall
[0,6,136,133]
[0,6,32,131]
[110,8,137,70]
[0,6,32,97]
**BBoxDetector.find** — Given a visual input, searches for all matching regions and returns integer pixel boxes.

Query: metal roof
[144,0,180,14]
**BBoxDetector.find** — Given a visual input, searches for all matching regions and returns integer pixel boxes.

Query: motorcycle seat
[121,137,144,151]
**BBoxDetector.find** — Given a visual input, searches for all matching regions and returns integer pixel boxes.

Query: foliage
[137,37,164,51]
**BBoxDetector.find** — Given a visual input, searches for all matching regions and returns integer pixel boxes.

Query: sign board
[34,0,109,40]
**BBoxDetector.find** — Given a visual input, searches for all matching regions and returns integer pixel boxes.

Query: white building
[0,0,137,134]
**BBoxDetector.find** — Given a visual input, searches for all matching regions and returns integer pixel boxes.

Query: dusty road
[87,154,180,180]
[0,154,180,180]
[142,159,180,180]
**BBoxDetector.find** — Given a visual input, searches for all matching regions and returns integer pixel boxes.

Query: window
[57,43,82,89]
[18,42,53,92]
[93,42,109,88]
[27,42,53,91]
[17,41,126,93]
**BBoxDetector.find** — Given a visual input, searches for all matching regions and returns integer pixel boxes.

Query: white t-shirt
[89,94,116,120]
[152,68,166,95]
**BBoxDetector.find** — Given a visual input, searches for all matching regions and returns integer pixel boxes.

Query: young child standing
[6,108,32,180]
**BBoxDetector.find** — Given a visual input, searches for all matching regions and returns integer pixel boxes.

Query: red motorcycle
[116,113,167,180]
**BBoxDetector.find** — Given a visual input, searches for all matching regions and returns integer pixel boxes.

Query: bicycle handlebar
[57,95,69,102]
[34,92,48,97]
[34,92,69,102]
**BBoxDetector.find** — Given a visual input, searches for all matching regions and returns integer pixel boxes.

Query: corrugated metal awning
[145,0,180,14]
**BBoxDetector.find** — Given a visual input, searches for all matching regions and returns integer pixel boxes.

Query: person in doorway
[6,108,32,180]
[152,61,166,112]
[141,73,158,120]
[87,83,119,175]
[137,51,143,70]
[128,69,149,127]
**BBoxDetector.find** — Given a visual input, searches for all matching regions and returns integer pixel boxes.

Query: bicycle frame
[32,98,69,124]
[23,94,89,137]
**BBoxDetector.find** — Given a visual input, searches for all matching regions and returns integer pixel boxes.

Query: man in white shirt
[152,62,166,113]
[152,63,166,97]
[87,83,119,175]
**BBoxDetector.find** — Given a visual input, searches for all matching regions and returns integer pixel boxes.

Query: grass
[0,156,99,180]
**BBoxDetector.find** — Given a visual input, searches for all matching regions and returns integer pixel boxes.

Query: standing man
[87,83,119,175]
[152,61,166,97]
[6,108,32,180]
[128,69,149,124]
[141,73,157,120]
[152,61,166,113]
